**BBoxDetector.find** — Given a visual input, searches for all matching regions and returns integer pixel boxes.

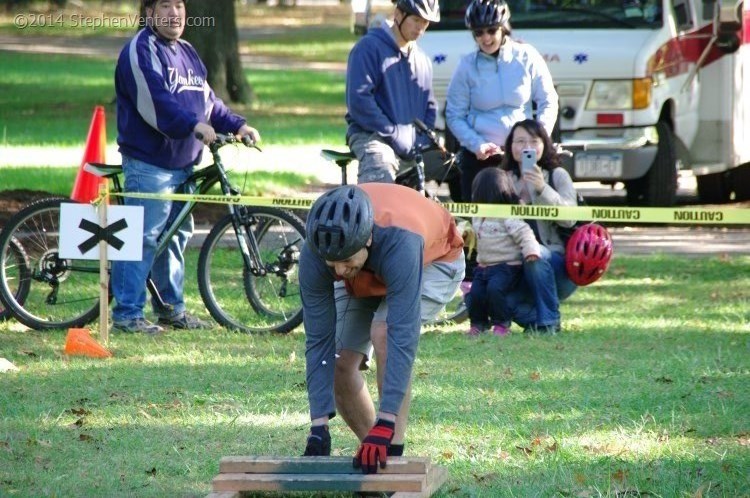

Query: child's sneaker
[491,324,510,336]
[466,325,482,337]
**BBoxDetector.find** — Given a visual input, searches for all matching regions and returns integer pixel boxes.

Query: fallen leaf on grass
[495,449,511,461]
[78,434,94,442]
[530,371,541,381]
[68,408,91,416]
[515,445,533,456]
[692,483,710,498]
[612,469,629,482]
[67,418,85,429]
[441,451,454,460]
[472,472,500,483]
[574,473,587,484]
[18,350,37,357]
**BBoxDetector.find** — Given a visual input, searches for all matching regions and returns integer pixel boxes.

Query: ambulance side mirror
[714,0,743,53]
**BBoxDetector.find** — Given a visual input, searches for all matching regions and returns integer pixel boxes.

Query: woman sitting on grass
[466,167,540,337]
[501,119,579,335]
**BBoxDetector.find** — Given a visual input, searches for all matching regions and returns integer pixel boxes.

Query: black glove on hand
[353,419,395,474]
[303,425,331,456]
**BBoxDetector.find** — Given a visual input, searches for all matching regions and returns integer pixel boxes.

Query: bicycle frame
[93,137,267,310]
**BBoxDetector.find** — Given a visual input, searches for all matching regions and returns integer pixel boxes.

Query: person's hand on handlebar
[194,122,217,145]
[236,123,261,144]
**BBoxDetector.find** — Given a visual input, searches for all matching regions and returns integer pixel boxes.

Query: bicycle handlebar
[195,132,262,152]
[413,118,448,155]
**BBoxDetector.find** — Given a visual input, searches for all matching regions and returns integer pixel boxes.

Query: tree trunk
[183,0,253,104]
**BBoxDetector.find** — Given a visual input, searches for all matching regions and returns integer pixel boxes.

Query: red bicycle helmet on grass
[565,223,613,286]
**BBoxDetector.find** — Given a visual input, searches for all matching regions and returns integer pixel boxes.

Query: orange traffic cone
[71,106,107,203]
[63,328,112,359]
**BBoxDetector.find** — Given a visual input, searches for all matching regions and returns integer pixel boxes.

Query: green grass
[1,254,748,497]
[0,51,346,148]
[0,3,352,148]
[245,26,355,63]
[242,68,346,146]
[0,167,79,197]
[0,52,117,147]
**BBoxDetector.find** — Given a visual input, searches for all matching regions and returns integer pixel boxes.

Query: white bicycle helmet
[396,0,441,23]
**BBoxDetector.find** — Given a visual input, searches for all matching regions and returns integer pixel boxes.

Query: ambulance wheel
[625,122,678,207]
[696,171,731,204]
[729,163,750,201]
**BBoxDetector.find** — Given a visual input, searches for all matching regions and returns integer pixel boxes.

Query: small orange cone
[64,328,112,359]
[71,106,107,203]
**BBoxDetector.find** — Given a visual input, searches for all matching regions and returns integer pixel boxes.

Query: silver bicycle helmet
[306,185,375,261]
[464,0,510,28]
[396,0,441,23]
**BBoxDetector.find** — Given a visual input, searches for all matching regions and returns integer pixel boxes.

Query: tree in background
[183,0,253,104]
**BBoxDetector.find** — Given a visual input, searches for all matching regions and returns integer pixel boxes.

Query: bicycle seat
[84,162,122,178]
[320,149,355,168]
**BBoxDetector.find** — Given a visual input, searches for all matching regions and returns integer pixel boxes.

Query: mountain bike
[320,120,469,325]
[0,135,305,334]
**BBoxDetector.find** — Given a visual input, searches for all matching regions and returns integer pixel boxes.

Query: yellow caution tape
[113,192,750,225]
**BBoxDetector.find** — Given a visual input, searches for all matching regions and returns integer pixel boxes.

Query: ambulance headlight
[587,79,652,110]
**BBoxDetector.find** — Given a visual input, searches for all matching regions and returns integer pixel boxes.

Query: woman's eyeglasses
[472,26,499,38]
[512,139,543,147]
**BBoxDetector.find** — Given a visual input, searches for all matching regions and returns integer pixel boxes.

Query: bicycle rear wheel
[0,237,31,321]
[0,198,103,330]
[197,207,305,334]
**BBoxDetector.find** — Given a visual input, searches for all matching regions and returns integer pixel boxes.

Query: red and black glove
[353,419,395,474]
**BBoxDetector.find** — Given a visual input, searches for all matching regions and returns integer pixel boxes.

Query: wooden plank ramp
[206,456,448,498]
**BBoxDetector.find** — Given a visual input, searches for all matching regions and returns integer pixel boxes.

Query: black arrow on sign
[78,218,128,254]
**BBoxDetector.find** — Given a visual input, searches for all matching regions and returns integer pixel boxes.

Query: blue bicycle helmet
[396,0,441,23]
[306,186,374,261]
[464,0,510,29]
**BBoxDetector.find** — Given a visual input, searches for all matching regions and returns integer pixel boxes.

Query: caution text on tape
[112,192,750,225]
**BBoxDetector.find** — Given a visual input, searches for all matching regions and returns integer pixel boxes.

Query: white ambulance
[353,0,749,206]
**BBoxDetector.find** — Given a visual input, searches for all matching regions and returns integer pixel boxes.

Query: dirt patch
[0,189,228,228]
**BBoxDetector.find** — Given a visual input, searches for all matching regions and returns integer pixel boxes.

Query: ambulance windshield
[435,0,663,30]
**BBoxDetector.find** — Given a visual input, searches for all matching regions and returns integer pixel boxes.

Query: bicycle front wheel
[0,236,31,321]
[0,198,103,330]
[197,207,305,334]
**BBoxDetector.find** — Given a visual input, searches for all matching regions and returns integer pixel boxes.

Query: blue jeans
[111,156,194,322]
[504,246,577,328]
[467,263,520,329]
